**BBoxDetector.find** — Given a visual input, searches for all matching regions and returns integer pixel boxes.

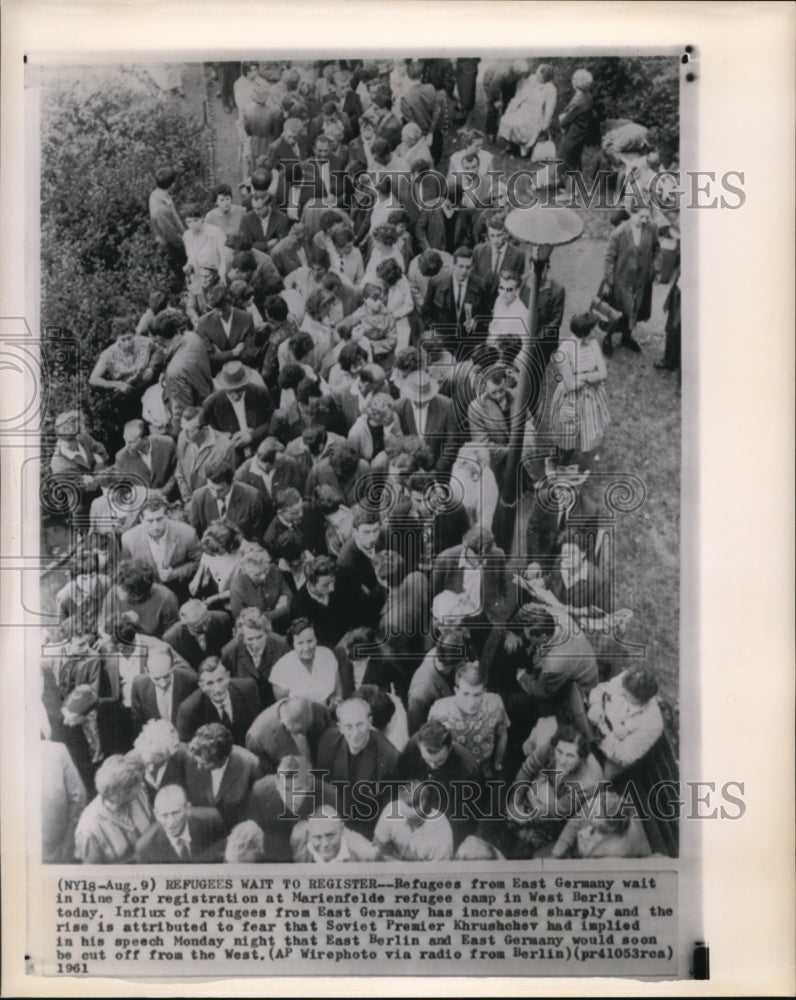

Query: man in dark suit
[162,600,233,670]
[472,213,526,300]
[393,369,458,478]
[432,526,516,650]
[525,466,604,561]
[188,459,263,542]
[316,697,398,837]
[335,508,387,629]
[121,496,201,594]
[176,656,261,746]
[149,310,214,438]
[202,361,274,457]
[270,222,312,277]
[245,696,329,774]
[184,723,262,830]
[298,135,348,211]
[135,784,225,863]
[114,420,177,499]
[239,190,291,254]
[196,285,258,375]
[234,436,305,527]
[423,246,491,357]
[130,646,198,736]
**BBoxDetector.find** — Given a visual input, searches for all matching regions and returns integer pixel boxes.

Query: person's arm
[600,700,664,768]
[390,278,414,319]
[492,720,508,774]
[416,212,431,253]
[165,373,195,440]
[89,352,131,393]
[170,528,202,580]
[550,815,582,859]
[603,227,620,287]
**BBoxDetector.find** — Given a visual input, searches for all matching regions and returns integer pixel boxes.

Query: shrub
[40,68,212,438]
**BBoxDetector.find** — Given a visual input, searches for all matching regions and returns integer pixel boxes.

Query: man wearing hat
[49,410,109,518]
[202,361,274,458]
[394,369,458,478]
[196,285,258,375]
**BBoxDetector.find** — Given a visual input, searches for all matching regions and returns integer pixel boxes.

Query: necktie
[219,704,232,728]
[176,839,191,861]
[218,497,227,518]
[455,282,464,316]
[493,247,502,273]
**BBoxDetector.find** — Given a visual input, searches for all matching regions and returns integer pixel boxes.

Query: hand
[115,381,133,394]
[503,631,522,654]
[231,343,245,356]
[464,317,476,334]
[275,594,289,610]
[232,430,253,446]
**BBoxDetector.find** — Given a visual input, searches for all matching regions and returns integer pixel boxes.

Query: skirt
[550,381,610,453]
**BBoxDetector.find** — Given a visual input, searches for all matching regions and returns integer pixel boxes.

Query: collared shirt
[155,682,173,722]
[229,395,249,433]
[57,441,90,465]
[457,550,483,613]
[210,759,229,799]
[252,462,276,496]
[410,400,429,438]
[146,534,170,580]
[218,312,233,342]
[213,693,234,727]
[166,829,193,860]
[146,761,168,791]
[118,652,141,708]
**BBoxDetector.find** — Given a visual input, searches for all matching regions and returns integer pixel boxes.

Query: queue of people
[42,57,677,866]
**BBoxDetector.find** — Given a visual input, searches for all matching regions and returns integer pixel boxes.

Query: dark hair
[462,525,495,555]
[288,330,315,361]
[328,443,361,480]
[305,288,334,321]
[265,296,289,322]
[70,550,100,579]
[338,341,367,373]
[355,684,395,730]
[149,308,190,341]
[231,251,257,275]
[273,528,305,563]
[155,166,176,189]
[117,560,155,602]
[319,210,342,233]
[296,377,322,405]
[309,247,331,271]
[278,363,305,391]
[376,175,393,196]
[453,245,473,262]
[181,201,203,221]
[371,84,393,110]
[387,208,409,227]
[393,347,420,375]
[370,137,392,163]
[212,183,233,199]
[417,719,453,752]
[313,484,343,515]
[141,495,171,515]
[375,257,402,287]
[204,460,235,485]
[307,555,336,584]
[287,617,315,645]
[332,226,355,249]
[622,667,659,705]
[552,724,590,760]
[250,169,271,192]
[180,406,205,427]
[374,550,406,588]
[418,249,443,277]
[514,605,556,640]
[189,723,234,769]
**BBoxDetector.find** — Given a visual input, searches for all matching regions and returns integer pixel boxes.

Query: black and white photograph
[1,1,793,995]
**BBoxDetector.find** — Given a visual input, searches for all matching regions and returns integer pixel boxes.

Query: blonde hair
[572,68,593,91]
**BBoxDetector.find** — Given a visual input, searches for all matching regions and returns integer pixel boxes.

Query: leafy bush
[40,68,211,439]
[547,56,680,165]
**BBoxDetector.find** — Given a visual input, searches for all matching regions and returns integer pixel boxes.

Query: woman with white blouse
[269,618,343,707]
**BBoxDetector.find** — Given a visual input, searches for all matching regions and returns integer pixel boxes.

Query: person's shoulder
[230,744,260,770]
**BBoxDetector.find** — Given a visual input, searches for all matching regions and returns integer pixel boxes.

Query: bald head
[154,784,189,839]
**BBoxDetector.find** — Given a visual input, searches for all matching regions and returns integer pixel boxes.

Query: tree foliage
[40,69,211,438]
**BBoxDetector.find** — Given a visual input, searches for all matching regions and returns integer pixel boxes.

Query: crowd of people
[41,57,679,866]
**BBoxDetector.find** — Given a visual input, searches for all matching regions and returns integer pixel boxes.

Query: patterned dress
[428,692,509,766]
[549,338,610,452]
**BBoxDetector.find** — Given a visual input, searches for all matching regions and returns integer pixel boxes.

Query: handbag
[530,135,557,162]
[590,280,624,333]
